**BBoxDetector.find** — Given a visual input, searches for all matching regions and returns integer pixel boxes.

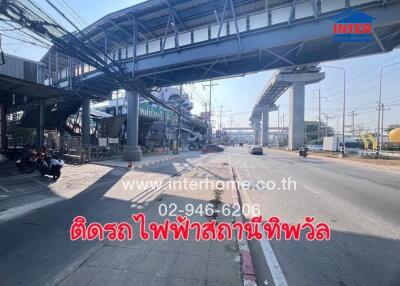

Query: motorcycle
[299,147,309,158]
[37,153,64,180]
[189,142,200,151]
[189,139,206,151]
[16,150,37,173]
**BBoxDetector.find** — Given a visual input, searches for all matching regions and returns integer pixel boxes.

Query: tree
[305,121,334,144]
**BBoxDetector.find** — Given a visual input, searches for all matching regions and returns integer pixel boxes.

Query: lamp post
[319,65,346,156]
[378,63,400,153]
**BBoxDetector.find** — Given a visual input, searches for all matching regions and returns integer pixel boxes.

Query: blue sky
[2,0,399,134]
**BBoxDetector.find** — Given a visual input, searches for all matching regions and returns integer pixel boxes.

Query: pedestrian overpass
[223,126,288,144]
[42,0,400,92]
[3,0,400,160]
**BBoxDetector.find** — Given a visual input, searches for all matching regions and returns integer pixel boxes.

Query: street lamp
[319,65,346,156]
[378,63,400,153]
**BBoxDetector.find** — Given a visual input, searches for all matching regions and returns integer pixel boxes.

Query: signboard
[98,138,107,147]
[108,138,119,144]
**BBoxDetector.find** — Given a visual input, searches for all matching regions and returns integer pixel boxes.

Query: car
[308,145,323,152]
[249,145,263,155]
[201,144,224,154]
[239,143,244,147]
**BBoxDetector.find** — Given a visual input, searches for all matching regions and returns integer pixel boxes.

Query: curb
[265,147,400,173]
[229,166,258,286]
[131,154,183,170]
[93,155,183,170]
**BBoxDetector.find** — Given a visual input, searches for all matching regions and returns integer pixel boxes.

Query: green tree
[305,121,334,144]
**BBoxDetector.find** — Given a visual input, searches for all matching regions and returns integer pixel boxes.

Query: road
[0,148,399,286]
[226,147,400,286]
[0,152,244,286]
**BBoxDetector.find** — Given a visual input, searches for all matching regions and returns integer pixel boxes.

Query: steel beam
[131,3,400,73]
[37,98,45,148]
[81,97,91,147]
[0,103,7,151]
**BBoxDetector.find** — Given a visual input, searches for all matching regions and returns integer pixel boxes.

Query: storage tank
[389,128,400,143]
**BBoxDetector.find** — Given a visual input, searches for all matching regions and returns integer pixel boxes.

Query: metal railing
[45,0,383,85]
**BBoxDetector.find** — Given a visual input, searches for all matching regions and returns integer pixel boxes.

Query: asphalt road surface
[226,147,400,286]
[0,148,399,286]
[0,153,228,286]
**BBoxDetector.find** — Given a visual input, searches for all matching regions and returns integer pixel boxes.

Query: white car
[249,145,263,155]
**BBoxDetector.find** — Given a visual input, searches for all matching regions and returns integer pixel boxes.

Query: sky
[1,0,399,134]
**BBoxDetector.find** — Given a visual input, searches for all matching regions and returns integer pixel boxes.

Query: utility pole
[218,105,225,131]
[282,112,285,144]
[323,113,335,137]
[202,102,208,138]
[203,80,218,142]
[177,85,182,149]
[377,63,400,152]
[349,111,358,138]
[380,103,390,151]
[217,105,232,132]
[229,116,235,128]
[318,89,321,143]
[277,106,280,144]
[314,89,327,143]
[202,102,208,123]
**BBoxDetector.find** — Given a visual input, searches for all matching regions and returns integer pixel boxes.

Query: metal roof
[77,0,292,50]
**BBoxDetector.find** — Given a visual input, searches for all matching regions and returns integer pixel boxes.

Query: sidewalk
[266,147,400,173]
[94,154,182,170]
[55,155,243,286]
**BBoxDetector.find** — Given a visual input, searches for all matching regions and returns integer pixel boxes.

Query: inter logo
[332,9,374,42]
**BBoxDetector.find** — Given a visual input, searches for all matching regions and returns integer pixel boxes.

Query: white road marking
[8,171,48,186]
[235,167,289,286]
[259,234,288,286]
[303,185,319,194]
[0,197,63,223]
[0,185,10,193]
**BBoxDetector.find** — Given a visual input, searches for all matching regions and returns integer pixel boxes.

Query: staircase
[19,97,81,130]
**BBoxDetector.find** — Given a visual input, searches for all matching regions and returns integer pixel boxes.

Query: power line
[320,51,399,94]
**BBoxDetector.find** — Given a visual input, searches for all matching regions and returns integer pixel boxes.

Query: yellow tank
[389,128,400,143]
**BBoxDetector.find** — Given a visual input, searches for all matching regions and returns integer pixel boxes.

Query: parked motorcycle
[189,142,199,151]
[16,149,37,173]
[37,153,64,179]
[189,139,206,151]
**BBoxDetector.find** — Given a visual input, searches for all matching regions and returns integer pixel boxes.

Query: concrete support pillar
[81,97,91,147]
[123,90,142,161]
[37,99,45,148]
[261,109,269,146]
[288,82,305,150]
[1,104,7,151]
[253,121,261,145]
